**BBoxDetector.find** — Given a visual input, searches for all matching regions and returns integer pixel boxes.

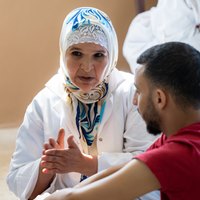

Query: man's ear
[153,89,167,110]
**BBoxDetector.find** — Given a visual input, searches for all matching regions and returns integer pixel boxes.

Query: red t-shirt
[135,122,200,200]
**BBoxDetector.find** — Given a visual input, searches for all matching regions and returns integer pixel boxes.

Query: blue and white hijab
[59,7,118,148]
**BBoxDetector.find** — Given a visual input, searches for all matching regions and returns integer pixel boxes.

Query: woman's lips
[78,76,94,82]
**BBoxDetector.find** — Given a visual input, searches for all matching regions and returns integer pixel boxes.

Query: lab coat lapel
[53,98,81,149]
[97,93,113,136]
[97,69,125,137]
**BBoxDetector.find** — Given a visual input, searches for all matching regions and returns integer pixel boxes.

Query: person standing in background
[123,0,200,73]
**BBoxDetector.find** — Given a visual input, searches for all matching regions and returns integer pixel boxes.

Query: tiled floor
[0,128,19,199]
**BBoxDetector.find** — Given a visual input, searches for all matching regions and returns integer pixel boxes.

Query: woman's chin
[76,82,98,93]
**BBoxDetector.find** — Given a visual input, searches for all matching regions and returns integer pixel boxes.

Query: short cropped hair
[137,42,200,109]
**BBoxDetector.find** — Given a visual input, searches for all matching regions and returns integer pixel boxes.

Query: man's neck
[162,109,200,137]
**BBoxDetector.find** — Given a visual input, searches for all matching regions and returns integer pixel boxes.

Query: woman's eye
[71,51,82,56]
[94,52,104,58]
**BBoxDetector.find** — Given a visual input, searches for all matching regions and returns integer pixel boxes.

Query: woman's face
[65,43,109,92]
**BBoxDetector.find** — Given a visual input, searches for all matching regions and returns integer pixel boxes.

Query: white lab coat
[7,69,158,199]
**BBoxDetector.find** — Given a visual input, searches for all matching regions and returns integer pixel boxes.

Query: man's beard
[142,97,162,136]
[146,121,162,136]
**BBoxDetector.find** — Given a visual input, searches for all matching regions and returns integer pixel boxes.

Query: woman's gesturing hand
[41,129,97,176]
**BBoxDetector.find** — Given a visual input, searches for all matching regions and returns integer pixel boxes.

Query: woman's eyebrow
[95,49,107,53]
[68,47,81,51]
[68,46,107,54]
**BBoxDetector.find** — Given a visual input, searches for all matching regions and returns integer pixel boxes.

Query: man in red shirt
[43,42,200,200]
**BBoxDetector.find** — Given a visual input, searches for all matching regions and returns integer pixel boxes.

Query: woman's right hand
[41,130,97,176]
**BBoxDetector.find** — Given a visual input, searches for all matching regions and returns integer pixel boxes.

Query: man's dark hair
[137,42,200,109]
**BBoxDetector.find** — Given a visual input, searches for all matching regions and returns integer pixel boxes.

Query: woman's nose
[80,58,94,72]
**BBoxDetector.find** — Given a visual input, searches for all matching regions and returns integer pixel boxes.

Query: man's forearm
[75,163,125,188]
[67,159,160,200]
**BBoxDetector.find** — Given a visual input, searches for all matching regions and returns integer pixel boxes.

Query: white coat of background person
[123,0,200,73]
[7,7,159,200]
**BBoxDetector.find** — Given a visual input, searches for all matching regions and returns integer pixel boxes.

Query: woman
[7,7,157,200]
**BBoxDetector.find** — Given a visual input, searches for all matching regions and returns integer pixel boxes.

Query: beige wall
[0,0,156,128]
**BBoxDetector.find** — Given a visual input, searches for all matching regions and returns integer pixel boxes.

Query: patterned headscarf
[58,8,118,153]
[59,7,118,103]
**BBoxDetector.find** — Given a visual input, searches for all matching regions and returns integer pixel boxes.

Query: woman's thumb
[67,135,79,149]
